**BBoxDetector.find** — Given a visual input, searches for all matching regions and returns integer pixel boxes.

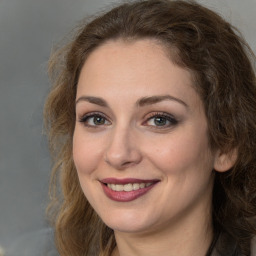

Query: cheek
[72,127,104,176]
[144,127,213,176]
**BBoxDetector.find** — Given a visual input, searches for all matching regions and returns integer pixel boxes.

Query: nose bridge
[105,124,142,169]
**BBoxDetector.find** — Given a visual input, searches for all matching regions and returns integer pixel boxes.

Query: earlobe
[214,149,237,173]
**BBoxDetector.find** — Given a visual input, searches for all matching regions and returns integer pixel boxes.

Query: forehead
[82,38,171,74]
[76,39,202,112]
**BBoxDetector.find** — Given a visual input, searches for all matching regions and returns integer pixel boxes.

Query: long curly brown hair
[44,0,256,255]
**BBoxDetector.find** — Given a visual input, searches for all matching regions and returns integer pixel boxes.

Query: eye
[79,112,111,127]
[144,112,178,128]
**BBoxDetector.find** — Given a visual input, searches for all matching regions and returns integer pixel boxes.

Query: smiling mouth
[100,178,159,202]
[106,182,153,192]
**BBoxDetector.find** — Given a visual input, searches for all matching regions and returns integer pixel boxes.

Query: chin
[98,208,159,234]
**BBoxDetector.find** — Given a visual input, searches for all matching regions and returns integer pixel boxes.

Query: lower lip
[101,183,157,202]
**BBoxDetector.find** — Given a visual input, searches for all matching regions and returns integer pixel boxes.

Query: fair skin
[73,39,232,256]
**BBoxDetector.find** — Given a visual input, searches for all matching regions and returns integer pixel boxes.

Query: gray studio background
[0,0,255,254]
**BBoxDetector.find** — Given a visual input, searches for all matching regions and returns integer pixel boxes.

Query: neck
[112,198,213,256]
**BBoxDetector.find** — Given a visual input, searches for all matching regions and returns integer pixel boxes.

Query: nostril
[121,161,133,166]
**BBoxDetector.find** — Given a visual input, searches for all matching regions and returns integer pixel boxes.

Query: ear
[214,148,237,173]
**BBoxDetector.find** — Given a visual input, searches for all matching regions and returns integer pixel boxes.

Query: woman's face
[73,39,217,234]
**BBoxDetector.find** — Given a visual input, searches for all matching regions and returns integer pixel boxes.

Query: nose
[104,126,142,170]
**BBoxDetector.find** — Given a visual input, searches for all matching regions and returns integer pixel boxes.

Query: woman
[44,0,256,255]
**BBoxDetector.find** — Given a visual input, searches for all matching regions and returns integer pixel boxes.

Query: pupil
[154,117,166,126]
[94,116,104,125]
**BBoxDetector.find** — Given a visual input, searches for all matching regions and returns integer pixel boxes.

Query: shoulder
[6,228,59,256]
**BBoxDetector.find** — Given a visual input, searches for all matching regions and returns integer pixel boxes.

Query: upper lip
[101,178,160,185]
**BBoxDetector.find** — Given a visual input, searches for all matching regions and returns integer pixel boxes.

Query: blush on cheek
[73,142,103,176]
[73,152,91,175]
[151,137,211,178]
[73,126,107,175]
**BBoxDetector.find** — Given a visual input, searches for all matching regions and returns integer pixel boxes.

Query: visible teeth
[140,183,145,188]
[123,184,131,191]
[133,183,140,190]
[108,184,116,190]
[116,184,123,191]
[107,182,152,191]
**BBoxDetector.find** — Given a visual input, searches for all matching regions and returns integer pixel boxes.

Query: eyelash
[78,111,178,129]
[79,112,111,127]
[143,112,178,129]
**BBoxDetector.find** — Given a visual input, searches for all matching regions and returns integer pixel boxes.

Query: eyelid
[142,111,178,128]
[144,111,176,121]
[78,111,111,125]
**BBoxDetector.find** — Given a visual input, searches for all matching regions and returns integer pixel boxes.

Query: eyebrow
[75,94,188,108]
[76,96,109,107]
[137,95,188,108]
